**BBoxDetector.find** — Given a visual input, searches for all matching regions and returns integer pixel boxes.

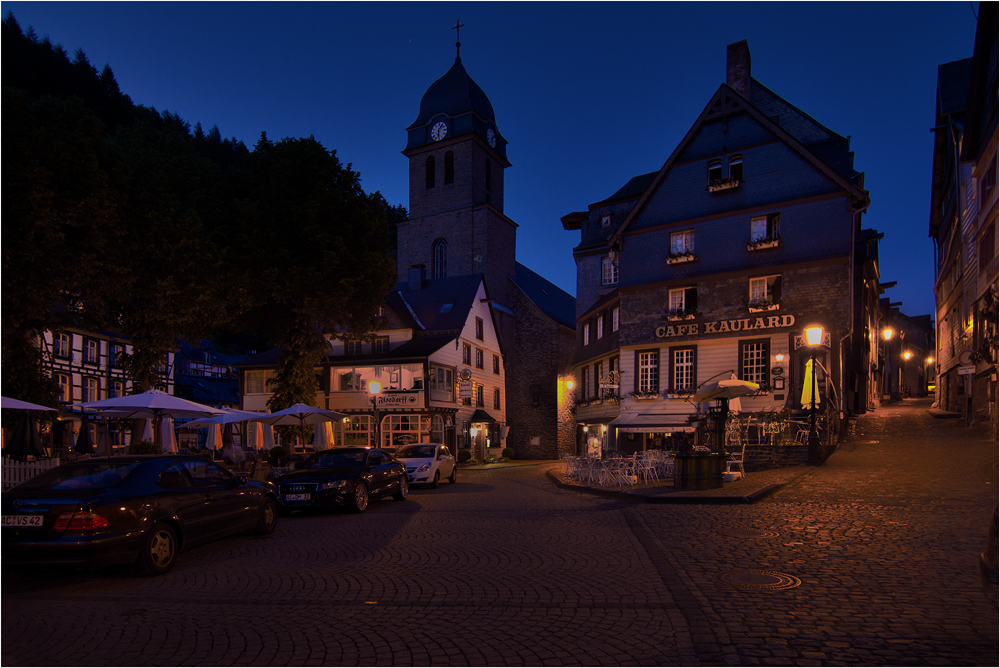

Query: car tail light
[53,511,110,532]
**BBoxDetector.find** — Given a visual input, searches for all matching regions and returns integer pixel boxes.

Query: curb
[544,469,787,504]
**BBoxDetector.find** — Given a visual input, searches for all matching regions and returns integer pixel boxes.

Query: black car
[272,447,408,513]
[1,455,279,575]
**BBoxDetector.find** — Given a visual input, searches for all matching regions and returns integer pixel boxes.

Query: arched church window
[444,151,454,184]
[426,156,436,189]
[432,239,447,278]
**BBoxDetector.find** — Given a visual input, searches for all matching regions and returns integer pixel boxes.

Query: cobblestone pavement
[2,399,997,666]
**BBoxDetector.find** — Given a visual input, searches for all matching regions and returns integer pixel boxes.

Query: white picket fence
[2,456,61,491]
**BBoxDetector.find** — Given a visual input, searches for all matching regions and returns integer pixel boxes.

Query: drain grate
[718,526,780,539]
[715,569,801,591]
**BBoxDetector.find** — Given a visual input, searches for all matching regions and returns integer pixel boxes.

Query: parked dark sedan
[2,455,278,575]
[272,447,408,513]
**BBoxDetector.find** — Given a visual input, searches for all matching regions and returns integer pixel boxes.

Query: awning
[609,414,695,434]
[468,409,497,423]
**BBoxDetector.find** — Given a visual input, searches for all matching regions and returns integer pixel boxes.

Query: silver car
[395,443,457,488]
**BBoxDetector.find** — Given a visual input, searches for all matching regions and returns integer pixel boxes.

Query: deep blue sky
[5,2,981,318]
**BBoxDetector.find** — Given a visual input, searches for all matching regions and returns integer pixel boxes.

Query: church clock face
[486,128,496,147]
[431,121,448,141]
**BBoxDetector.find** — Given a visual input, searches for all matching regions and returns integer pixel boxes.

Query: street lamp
[804,325,825,464]
[368,380,381,448]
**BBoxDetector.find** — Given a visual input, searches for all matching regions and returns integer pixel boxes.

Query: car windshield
[395,445,436,459]
[309,450,367,470]
[16,461,143,491]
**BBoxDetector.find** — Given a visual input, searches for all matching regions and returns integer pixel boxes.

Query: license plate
[284,493,310,501]
[2,515,43,528]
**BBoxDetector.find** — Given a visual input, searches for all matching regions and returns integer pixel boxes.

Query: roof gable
[609,83,869,246]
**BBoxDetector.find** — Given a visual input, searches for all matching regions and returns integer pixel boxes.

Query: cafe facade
[240,272,508,459]
[563,41,880,460]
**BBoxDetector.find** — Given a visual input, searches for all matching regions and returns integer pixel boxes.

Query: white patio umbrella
[71,389,228,446]
[1,396,58,411]
[159,417,178,454]
[313,421,334,449]
[250,404,347,427]
[692,379,759,456]
[205,423,223,451]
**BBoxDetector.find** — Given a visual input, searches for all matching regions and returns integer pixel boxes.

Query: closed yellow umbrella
[800,359,820,409]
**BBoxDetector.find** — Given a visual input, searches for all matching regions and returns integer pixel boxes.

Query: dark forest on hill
[1,12,406,413]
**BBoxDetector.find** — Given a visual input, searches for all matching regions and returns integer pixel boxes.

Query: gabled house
[239,271,507,459]
[563,41,877,463]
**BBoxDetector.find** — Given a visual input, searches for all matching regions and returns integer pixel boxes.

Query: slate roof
[511,263,576,329]
[391,274,486,334]
[937,58,973,117]
[408,57,496,129]
[173,374,241,407]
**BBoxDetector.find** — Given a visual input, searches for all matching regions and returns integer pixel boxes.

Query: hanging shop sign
[656,314,796,339]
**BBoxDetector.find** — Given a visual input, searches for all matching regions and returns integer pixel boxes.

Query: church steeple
[453,19,464,59]
[397,42,517,304]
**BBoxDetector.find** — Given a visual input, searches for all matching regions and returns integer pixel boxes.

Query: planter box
[708,180,740,192]
[747,239,781,251]
[674,453,725,490]
[667,313,696,321]
[665,254,697,265]
[748,303,780,313]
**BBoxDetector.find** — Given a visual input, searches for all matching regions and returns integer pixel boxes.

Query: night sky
[4,1,981,318]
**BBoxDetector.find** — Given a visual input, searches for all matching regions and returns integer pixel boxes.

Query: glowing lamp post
[368,380,381,448]
[804,325,825,464]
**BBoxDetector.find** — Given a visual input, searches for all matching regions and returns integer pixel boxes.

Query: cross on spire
[453,19,464,58]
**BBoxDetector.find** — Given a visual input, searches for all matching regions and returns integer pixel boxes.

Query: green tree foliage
[2,13,401,408]
[228,135,397,412]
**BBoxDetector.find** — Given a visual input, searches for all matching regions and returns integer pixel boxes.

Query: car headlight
[320,480,347,490]
[416,462,431,473]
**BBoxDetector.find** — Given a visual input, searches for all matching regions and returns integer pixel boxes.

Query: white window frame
[638,351,659,393]
[749,275,781,304]
[583,323,590,346]
[54,333,70,358]
[670,230,695,255]
[668,289,686,314]
[597,315,604,340]
[741,341,769,386]
[612,307,620,332]
[602,256,619,285]
[672,348,695,391]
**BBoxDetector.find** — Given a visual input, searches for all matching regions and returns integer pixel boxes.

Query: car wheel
[431,470,440,489]
[449,465,457,484]
[255,497,278,535]
[350,483,369,513]
[139,522,178,576]
[393,476,408,501]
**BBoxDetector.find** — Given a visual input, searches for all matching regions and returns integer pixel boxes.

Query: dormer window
[601,214,611,228]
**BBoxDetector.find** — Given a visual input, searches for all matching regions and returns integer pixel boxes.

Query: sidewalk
[546,461,813,504]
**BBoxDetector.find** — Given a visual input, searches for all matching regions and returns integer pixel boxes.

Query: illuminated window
[749,275,782,306]
[57,373,70,403]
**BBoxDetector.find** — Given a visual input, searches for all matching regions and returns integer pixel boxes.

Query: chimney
[726,40,751,98]
[408,264,426,290]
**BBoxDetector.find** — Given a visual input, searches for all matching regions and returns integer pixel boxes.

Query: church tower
[398,40,517,306]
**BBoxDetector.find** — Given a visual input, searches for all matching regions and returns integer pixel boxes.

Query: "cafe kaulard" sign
[656,314,796,339]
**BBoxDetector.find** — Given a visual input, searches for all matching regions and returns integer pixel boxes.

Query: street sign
[459,380,473,397]
[958,365,975,375]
